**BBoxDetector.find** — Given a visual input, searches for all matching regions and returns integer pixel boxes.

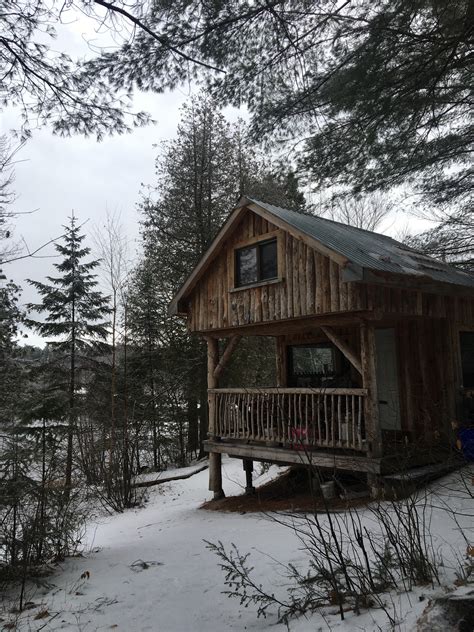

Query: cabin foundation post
[206,337,225,500]
[360,322,383,496]
[243,459,255,495]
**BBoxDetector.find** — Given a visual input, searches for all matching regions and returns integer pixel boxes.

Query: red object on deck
[290,427,310,450]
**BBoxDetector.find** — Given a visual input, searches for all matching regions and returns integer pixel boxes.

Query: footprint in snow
[129,559,164,572]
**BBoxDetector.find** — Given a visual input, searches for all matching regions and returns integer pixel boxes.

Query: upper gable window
[235,238,278,287]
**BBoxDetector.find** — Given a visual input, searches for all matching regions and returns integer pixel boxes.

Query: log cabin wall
[188,211,368,332]
[394,318,461,443]
[186,208,474,333]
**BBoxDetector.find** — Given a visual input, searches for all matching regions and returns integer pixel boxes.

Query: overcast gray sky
[1,89,189,320]
[1,85,245,348]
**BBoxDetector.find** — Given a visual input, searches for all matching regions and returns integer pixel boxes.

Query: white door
[375,328,401,431]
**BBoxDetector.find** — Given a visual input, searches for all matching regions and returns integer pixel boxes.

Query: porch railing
[209,387,367,452]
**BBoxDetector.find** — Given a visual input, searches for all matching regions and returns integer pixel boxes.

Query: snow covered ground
[2,459,473,631]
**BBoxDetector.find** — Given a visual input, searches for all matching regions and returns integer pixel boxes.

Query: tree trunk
[65,257,76,497]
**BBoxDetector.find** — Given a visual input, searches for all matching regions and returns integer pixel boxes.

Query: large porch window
[288,344,350,388]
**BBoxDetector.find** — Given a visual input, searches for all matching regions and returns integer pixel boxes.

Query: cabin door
[375,328,401,431]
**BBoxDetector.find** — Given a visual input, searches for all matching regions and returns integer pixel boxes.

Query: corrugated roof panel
[248,198,474,289]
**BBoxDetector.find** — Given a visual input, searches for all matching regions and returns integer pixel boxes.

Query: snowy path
[3,459,474,632]
[5,460,301,632]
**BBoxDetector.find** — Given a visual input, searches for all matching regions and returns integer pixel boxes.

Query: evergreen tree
[0,279,24,433]
[135,96,238,459]
[132,95,307,459]
[27,215,110,492]
[80,0,470,212]
[3,1,471,216]
[126,256,165,469]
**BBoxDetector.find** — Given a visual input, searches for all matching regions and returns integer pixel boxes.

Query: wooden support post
[206,337,225,500]
[321,326,362,375]
[243,459,255,495]
[360,322,382,495]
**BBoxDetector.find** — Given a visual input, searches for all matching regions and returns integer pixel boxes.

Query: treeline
[0,95,305,587]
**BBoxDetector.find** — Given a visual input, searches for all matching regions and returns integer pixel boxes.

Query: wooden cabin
[169,197,474,498]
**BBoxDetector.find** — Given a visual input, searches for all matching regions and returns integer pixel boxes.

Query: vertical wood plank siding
[187,210,474,332]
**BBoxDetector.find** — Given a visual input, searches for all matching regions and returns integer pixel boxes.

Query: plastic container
[320,480,336,500]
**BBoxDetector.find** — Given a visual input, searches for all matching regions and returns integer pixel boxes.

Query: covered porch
[203,315,385,497]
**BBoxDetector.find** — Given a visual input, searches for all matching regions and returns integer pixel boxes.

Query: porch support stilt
[209,453,225,499]
[206,336,225,500]
[243,459,255,495]
[360,322,383,495]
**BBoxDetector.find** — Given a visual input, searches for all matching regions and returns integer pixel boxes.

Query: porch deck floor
[204,439,381,473]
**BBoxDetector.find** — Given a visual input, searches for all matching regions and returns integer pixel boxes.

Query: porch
[204,385,382,473]
[209,387,366,451]
[203,321,383,496]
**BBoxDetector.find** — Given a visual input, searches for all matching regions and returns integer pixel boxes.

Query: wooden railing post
[206,337,224,500]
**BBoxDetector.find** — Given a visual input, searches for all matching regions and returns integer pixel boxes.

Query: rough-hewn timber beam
[213,335,241,381]
[199,309,382,339]
[321,326,362,375]
[204,441,381,474]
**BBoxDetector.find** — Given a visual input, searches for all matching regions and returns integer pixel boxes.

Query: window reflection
[236,246,258,286]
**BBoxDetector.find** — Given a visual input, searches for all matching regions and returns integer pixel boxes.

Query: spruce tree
[27,215,110,492]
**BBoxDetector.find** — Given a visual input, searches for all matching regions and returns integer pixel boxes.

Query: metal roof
[247,197,474,289]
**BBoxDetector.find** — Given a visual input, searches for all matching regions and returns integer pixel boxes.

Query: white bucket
[320,481,336,500]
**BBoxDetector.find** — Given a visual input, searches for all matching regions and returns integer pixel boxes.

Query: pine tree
[135,96,238,460]
[0,279,24,434]
[85,0,470,212]
[27,215,110,493]
[126,256,164,470]
[134,95,307,458]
